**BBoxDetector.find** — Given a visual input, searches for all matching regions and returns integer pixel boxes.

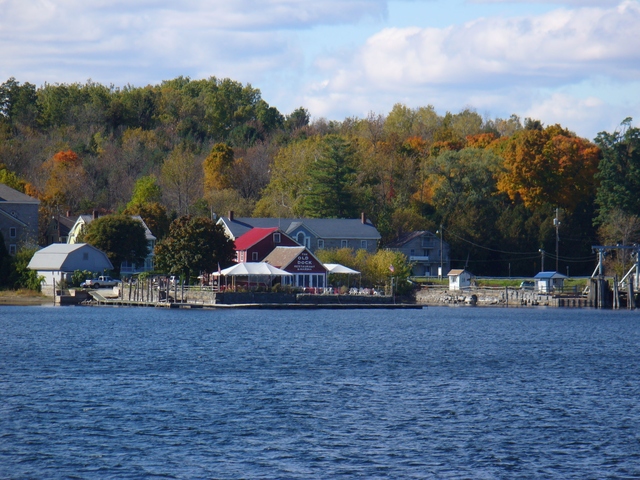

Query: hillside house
[44,212,78,245]
[0,184,40,254]
[217,212,381,254]
[385,230,450,277]
[68,214,156,273]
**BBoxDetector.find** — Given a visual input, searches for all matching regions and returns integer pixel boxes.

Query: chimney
[66,210,71,217]
[93,210,98,219]
[228,210,234,221]
[361,212,366,224]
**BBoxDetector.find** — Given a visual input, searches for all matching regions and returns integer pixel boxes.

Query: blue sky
[1,0,638,139]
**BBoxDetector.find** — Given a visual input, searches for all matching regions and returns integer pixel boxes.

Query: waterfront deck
[87,291,423,309]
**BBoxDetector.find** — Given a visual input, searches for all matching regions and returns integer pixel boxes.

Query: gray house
[385,231,450,277]
[27,243,113,295]
[0,183,40,254]
[217,212,381,254]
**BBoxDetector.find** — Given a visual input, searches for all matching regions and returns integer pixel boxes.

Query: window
[9,244,16,255]
[273,233,281,243]
[317,239,324,249]
[361,240,367,249]
[341,240,348,248]
[9,227,16,238]
[252,252,258,261]
[83,252,89,261]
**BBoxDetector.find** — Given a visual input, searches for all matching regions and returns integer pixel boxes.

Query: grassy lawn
[412,277,589,291]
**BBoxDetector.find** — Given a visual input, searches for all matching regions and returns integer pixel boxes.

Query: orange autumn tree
[40,150,90,212]
[492,125,600,213]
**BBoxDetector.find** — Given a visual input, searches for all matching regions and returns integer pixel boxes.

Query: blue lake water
[1,305,639,478]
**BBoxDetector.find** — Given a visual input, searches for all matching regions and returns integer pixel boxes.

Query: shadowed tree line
[1,76,639,277]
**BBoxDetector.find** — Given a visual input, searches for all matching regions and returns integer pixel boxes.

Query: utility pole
[439,224,443,278]
[554,208,561,273]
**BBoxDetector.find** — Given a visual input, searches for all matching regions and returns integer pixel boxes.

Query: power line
[445,229,597,262]
[444,229,539,255]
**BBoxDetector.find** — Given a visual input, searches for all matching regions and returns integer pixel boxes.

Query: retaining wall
[415,287,589,307]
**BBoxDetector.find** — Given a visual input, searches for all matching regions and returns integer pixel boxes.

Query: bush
[71,270,94,287]
[8,247,43,292]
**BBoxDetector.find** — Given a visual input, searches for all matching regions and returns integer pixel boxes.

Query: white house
[68,214,156,273]
[448,268,473,291]
[27,243,113,295]
[534,271,567,293]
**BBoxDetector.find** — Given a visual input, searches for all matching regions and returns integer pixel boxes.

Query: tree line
[1,76,639,278]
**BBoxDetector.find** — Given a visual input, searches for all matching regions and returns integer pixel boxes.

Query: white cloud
[303,1,640,138]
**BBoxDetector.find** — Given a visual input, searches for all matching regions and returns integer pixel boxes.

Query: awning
[323,263,360,274]
[220,262,293,276]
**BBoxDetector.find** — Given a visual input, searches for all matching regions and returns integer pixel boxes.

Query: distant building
[44,212,78,245]
[27,243,113,295]
[0,183,40,254]
[534,271,567,293]
[68,213,156,274]
[217,212,381,254]
[385,231,450,277]
[448,269,473,291]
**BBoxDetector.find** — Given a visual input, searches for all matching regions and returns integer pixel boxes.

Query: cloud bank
[0,0,638,138]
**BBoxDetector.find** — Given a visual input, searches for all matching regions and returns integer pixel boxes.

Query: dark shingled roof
[0,183,40,204]
[385,230,437,248]
[220,217,381,241]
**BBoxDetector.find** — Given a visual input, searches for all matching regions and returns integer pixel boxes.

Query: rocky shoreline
[415,287,587,307]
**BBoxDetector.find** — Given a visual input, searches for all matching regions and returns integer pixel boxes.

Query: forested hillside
[1,77,638,277]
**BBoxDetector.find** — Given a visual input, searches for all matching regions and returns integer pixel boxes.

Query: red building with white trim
[233,227,299,263]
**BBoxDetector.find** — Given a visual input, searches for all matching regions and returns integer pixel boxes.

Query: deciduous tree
[494,125,600,213]
[154,215,235,283]
[82,215,149,276]
[594,118,640,224]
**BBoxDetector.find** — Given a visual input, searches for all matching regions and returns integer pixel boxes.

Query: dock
[87,291,424,310]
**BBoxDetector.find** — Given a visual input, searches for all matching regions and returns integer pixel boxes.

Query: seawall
[416,287,592,307]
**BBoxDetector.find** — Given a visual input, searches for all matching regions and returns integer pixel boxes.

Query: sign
[291,252,318,272]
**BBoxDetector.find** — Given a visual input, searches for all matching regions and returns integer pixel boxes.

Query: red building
[233,227,299,263]
[263,246,327,289]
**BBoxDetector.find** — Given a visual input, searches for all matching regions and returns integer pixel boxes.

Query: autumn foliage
[493,126,600,213]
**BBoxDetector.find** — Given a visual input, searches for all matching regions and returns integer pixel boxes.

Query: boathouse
[27,243,113,295]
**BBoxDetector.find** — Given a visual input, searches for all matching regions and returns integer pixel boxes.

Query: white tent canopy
[220,262,292,276]
[323,263,360,274]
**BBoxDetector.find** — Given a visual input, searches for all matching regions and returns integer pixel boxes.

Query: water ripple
[1,306,639,478]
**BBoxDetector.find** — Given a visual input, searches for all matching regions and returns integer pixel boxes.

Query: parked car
[520,280,535,290]
[82,276,120,289]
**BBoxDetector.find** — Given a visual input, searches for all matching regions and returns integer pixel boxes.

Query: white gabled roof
[27,243,113,272]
